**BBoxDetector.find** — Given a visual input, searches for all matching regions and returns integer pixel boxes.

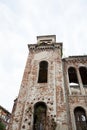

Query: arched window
[33,102,47,130]
[74,107,87,130]
[79,67,87,86]
[68,67,79,86]
[38,61,48,83]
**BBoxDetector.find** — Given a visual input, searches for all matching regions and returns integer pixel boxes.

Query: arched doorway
[74,107,87,130]
[33,102,47,130]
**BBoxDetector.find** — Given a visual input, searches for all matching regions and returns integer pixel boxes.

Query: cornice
[28,42,62,51]
[62,56,87,64]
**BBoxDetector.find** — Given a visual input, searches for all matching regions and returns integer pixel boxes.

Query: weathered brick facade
[8,35,87,130]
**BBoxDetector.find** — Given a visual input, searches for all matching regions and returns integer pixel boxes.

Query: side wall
[63,57,87,130]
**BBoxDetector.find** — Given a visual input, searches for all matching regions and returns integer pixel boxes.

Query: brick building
[0,105,11,130]
[8,35,87,130]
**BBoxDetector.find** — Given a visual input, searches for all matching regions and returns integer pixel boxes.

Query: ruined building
[0,105,11,130]
[8,35,87,130]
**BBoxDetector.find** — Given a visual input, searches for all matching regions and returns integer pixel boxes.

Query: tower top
[37,35,56,44]
[28,35,62,57]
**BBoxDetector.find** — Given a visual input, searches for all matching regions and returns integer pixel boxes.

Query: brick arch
[68,66,79,84]
[74,106,87,130]
[34,101,47,110]
[33,102,47,130]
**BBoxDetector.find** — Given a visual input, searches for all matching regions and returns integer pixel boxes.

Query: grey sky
[0,0,87,112]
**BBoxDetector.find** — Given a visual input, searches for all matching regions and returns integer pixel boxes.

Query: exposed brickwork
[8,35,87,130]
[63,56,87,130]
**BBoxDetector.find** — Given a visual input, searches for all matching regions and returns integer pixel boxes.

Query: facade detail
[8,35,87,130]
[0,105,11,130]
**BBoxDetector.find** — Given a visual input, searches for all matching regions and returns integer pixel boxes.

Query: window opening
[68,67,79,88]
[79,67,87,87]
[38,61,48,83]
[74,107,87,130]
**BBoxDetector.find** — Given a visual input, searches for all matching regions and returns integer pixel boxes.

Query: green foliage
[35,106,45,122]
[35,106,45,115]
[0,121,5,130]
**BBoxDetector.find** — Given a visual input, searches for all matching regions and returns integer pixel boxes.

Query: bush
[0,121,5,130]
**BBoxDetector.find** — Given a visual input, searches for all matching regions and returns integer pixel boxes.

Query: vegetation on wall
[26,105,57,130]
[0,121,5,130]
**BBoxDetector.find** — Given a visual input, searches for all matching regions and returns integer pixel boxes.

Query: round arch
[79,66,87,85]
[68,66,78,84]
[74,106,87,130]
[38,61,48,83]
[33,102,47,130]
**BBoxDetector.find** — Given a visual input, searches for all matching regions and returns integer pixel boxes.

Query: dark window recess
[38,61,48,83]
[33,102,47,130]
[74,107,87,130]
[68,67,79,86]
[79,67,87,86]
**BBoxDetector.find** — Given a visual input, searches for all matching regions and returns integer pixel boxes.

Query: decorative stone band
[28,43,62,52]
[62,56,87,64]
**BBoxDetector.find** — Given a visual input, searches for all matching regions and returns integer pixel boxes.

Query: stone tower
[8,35,68,130]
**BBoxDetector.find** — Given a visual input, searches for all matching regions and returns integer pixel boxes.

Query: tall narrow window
[79,67,87,87]
[33,102,47,130]
[38,61,48,83]
[68,67,79,86]
[74,107,87,130]
[68,67,80,95]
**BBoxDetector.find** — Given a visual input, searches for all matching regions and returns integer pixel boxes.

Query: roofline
[62,55,87,60]
[0,105,11,114]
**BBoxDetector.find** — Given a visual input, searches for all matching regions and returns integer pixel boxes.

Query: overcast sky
[0,0,87,112]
